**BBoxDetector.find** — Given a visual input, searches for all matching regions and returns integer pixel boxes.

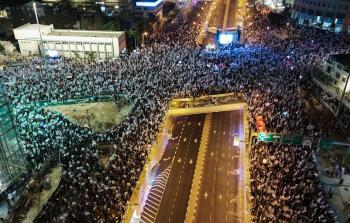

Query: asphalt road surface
[195,110,245,223]
[226,0,239,28]
[139,114,205,223]
[204,0,243,45]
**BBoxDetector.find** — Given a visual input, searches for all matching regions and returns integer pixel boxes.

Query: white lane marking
[147,197,160,206]
[143,205,157,215]
[204,192,208,199]
[140,159,174,223]
[141,211,155,222]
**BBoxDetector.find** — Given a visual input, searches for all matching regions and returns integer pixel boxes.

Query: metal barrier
[21,94,127,108]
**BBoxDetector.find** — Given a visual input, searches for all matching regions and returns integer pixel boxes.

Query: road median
[184,113,212,223]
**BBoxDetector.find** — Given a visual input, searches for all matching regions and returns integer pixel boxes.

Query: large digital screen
[219,33,234,44]
[217,29,240,45]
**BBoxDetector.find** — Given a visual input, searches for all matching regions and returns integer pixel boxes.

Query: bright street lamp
[142,32,148,46]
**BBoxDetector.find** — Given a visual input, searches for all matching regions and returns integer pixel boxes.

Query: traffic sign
[282,135,302,145]
[258,133,302,145]
[258,133,281,142]
[319,139,333,149]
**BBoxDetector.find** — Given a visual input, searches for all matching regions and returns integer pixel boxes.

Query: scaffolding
[0,79,26,193]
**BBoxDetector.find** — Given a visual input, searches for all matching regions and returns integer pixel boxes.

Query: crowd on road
[250,140,334,222]
[1,3,350,223]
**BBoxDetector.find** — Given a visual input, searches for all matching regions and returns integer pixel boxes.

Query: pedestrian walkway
[139,159,174,223]
[317,148,350,223]
[21,166,62,223]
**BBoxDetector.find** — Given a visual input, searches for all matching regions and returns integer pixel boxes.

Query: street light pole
[336,74,350,118]
[142,32,148,46]
[33,2,44,57]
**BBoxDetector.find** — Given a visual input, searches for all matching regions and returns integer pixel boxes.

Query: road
[195,110,245,223]
[139,114,205,223]
[204,0,245,45]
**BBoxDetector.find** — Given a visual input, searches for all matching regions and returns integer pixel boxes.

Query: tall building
[134,0,163,17]
[0,79,26,193]
[42,0,163,16]
[313,54,350,109]
[43,0,134,11]
[13,23,126,59]
[292,0,350,33]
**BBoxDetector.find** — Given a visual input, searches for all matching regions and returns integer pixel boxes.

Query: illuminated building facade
[313,54,350,110]
[13,23,126,59]
[134,0,163,16]
[0,79,26,193]
[42,0,134,11]
[258,0,294,8]
[292,0,350,33]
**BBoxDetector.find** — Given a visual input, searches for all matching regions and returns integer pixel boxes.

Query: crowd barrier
[19,94,126,108]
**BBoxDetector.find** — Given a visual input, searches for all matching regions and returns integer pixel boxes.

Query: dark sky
[0,0,35,7]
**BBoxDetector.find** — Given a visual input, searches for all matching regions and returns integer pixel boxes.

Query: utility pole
[33,2,44,56]
[336,74,350,118]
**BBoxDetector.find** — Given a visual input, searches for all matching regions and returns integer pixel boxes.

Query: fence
[20,94,126,108]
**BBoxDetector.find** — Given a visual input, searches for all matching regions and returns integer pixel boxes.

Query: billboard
[217,29,241,45]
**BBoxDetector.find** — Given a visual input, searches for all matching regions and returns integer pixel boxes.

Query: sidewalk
[317,148,350,223]
[22,166,62,223]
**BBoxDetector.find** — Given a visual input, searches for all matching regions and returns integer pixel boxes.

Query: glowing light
[219,33,234,44]
[206,44,216,49]
[136,0,163,7]
[47,50,59,58]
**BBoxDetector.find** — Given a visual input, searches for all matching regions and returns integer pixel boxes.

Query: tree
[95,5,105,30]
[72,51,82,62]
[103,20,121,31]
[85,52,95,63]
[126,29,138,49]
[0,44,4,54]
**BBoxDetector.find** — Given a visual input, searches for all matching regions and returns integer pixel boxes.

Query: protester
[1,3,348,222]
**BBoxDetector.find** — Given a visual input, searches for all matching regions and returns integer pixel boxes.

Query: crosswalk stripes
[139,159,174,223]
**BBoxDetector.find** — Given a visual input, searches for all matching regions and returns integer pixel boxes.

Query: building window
[337,64,343,70]
[334,80,338,85]
[342,76,347,82]
[327,66,332,73]
[336,73,341,79]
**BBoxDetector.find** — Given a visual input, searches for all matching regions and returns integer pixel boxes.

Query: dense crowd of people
[1,2,350,222]
[250,140,334,222]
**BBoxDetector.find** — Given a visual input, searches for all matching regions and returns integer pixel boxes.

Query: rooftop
[331,54,350,66]
[14,23,51,31]
[47,30,124,38]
